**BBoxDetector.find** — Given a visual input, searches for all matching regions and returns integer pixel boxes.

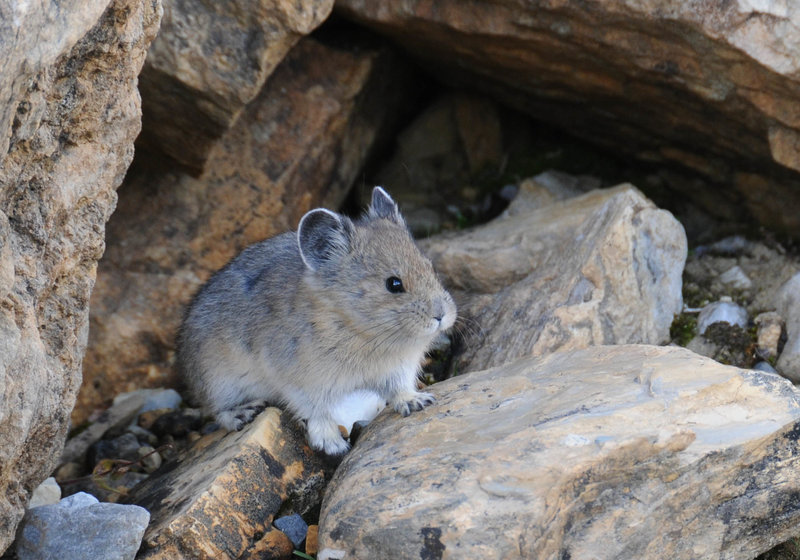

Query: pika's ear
[297,209,354,271]
[368,186,404,224]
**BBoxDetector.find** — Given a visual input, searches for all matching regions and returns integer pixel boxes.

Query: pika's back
[182,232,302,330]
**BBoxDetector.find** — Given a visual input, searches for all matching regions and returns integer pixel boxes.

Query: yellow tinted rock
[129,408,328,559]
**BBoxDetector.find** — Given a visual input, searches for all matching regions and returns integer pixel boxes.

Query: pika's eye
[385,276,405,294]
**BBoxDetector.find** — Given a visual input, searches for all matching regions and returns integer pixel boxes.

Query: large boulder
[0,0,161,552]
[319,345,800,559]
[420,183,687,373]
[76,34,420,424]
[139,0,334,171]
[336,0,800,233]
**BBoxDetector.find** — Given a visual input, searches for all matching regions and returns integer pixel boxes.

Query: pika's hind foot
[217,400,269,431]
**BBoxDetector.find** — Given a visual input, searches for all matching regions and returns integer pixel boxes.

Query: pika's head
[297,187,456,353]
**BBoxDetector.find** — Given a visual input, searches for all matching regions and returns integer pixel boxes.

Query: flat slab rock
[319,345,800,560]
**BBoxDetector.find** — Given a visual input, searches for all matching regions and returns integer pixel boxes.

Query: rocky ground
[8,1,800,558]
[10,83,800,560]
[8,164,800,558]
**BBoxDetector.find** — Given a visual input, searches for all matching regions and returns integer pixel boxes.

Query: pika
[177,187,456,454]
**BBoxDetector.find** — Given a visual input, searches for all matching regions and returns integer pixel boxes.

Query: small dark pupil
[386,276,404,294]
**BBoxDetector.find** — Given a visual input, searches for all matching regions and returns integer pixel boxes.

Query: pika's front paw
[307,418,350,456]
[217,400,268,431]
[392,391,435,417]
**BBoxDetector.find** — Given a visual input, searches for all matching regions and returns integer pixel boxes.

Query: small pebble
[697,301,748,335]
[137,445,162,473]
[126,424,159,446]
[718,265,752,290]
[755,312,784,361]
[88,432,141,465]
[28,477,61,509]
[274,513,308,548]
[138,408,172,431]
[187,431,202,444]
[151,408,204,438]
[306,524,319,556]
[159,435,179,461]
[113,388,182,415]
[753,361,779,374]
[498,184,519,202]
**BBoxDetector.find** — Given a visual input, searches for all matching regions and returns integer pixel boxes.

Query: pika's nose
[432,303,445,324]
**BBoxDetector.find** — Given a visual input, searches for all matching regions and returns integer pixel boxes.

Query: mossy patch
[669,314,697,347]
[701,322,758,368]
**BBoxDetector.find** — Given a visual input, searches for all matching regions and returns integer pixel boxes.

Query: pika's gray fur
[178,187,456,454]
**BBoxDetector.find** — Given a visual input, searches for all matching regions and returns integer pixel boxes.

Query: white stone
[27,478,60,510]
[718,265,753,290]
[697,300,749,334]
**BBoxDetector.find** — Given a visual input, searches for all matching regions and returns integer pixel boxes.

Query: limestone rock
[139,0,334,171]
[127,408,330,559]
[318,345,800,559]
[17,492,150,560]
[77,34,419,423]
[336,0,800,233]
[0,0,160,552]
[420,184,687,373]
